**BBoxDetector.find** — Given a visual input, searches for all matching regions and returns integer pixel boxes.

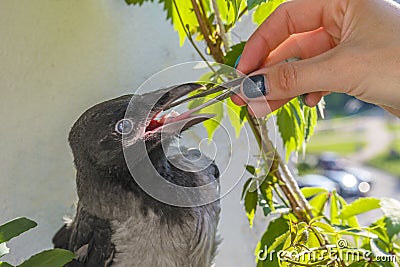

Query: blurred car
[317,153,373,196]
[297,174,339,193]
[323,170,370,197]
[317,152,343,170]
[344,166,374,185]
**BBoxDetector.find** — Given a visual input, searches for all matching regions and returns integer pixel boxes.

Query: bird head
[68,83,212,173]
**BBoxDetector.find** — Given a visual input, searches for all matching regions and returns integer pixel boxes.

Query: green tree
[127,1,400,266]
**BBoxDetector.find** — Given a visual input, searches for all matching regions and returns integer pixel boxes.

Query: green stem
[190,0,225,63]
[238,6,248,20]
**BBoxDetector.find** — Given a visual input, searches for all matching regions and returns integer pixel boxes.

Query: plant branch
[279,159,312,215]
[257,118,312,221]
[190,0,225,63]
[198,0,214,37]
[211,0,229,53]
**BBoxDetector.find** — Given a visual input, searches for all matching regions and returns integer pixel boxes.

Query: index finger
[237,0,344,74]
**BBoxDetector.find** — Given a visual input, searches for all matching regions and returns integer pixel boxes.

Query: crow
[53,84,221,267]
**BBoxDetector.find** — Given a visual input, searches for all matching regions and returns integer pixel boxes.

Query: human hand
[231,0,400,117]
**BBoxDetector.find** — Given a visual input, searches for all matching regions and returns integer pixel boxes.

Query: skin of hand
[231,0,400,117]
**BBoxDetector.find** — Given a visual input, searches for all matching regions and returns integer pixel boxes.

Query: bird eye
[115,119,133,135]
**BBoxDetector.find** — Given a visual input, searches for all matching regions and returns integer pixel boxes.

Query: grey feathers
[53,89,221,267]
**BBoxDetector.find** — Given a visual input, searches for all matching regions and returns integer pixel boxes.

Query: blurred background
[0,1,399,266]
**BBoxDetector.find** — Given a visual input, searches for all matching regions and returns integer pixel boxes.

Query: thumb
[240,53,345,101]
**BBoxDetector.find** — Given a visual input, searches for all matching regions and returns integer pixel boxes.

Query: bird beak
[144,83,215,137]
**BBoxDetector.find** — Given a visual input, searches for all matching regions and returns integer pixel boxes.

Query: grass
[305,130,366,156]
[368,138,400,177]
[387,122,400,132]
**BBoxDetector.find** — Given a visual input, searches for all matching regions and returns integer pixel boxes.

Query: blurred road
[352,117,393,162]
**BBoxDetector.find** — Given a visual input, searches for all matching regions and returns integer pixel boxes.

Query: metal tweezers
[165,75,245,114]
[165,57,302,114]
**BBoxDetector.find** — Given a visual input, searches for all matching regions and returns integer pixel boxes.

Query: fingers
[239,50,347,102]
[230,94,246,106]
[232,28,335,114]
[233,91,327,118]
[237,0,343,73]
[262,28,336,67]
[303,92,329,107]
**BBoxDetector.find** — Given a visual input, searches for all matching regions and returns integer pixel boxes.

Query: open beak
[144,83,215,137]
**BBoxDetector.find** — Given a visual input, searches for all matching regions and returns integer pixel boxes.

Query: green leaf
[339,197,381,219]
[170,0,199,46]
[247,0,266,10]
[255,216,289,267]
[244,188,258,227]
[0,218,37,243]
[0,262,13,267]
[300,187,327,199]
[260,181,274,212]
[288,98,305,150]
[369,217,390,245]
[241,178,253,200]
[303,106,318,142]
[224,42,246,67]
[306,229,323,248]
[187,85,224,139]
[18,249,74,267]
[202,100,224,139]
[309,192,329,216]
[227,98,246,138]
[267,230,290,252]
[312,221,336,234]
[253,0,284,25]
[245,165,256,175]
[216,0,238,25]
[160,0,174,21]
[330,190,340,225]
[336,194,360,228]
[0,243,9,258]
[226,0,244,22]
[277,104,299,161]
[125,0,154,5]
[380,198,400,238]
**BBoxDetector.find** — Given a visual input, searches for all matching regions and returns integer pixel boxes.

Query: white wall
[0,1,267,265]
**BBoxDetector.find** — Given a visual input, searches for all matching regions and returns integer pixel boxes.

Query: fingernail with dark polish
[234,54,242,69]
[242,75,268,98]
